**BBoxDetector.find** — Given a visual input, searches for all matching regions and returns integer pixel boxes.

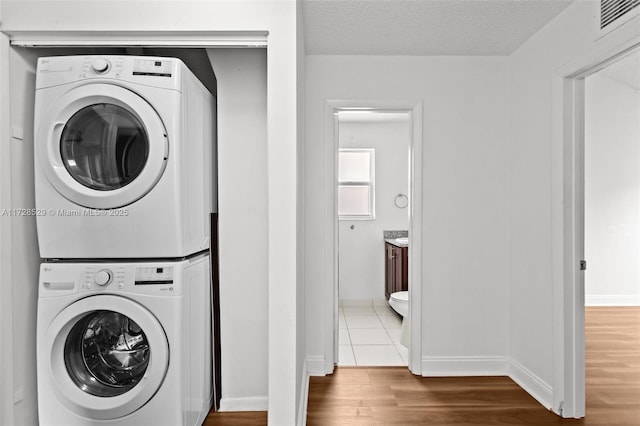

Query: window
[338,149,375,219]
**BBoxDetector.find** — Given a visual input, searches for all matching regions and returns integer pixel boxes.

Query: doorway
[583,49,640,417]
[325,100,423,374]
[557,41,640,418]
[584,52,640,308]
[336,110,411,366]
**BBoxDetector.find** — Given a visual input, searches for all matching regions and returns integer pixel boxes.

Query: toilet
[389,291,408,317]
[388,291,410,347]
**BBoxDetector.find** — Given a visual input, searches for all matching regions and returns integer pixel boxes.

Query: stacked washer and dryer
[33,56,217,425]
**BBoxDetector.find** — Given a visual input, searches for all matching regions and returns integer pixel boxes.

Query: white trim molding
[585,295,640,306]
[297,359,310,426]
[218,396,269,412]
[0,31,15,426]
[421,356,508,377]
[420,356,553,413]
[7,31,268,48]
[552,27,640,419]
[324,99,424,376]
[306,356,331,377]
[509,359,554,411]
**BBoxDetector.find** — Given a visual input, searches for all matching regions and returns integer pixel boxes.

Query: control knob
[92,58,110,73]
[94,269,112,286]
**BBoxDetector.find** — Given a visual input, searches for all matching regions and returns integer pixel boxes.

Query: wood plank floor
[204,307,640,425]
[204,411,268,426]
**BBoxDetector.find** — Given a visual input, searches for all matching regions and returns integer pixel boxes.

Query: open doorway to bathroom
[336,110,411,367]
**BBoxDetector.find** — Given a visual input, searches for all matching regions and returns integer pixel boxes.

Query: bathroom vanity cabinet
[385,241,408,300]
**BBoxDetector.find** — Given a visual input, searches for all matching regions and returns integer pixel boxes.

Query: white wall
[3,46,41,426]
[0,28,12,426]
[585,69,640,306]
[305,55,511,373]
[508,0,640,413]
[338,115,410,301]
[0,2,302,425]
[207,49,269,410]
[295,2,307,421]
[509,0,594,405]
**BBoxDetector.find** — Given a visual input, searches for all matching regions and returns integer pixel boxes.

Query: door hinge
[580,260,587,271]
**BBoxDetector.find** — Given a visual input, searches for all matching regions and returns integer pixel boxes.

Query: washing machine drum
[64,310,151,397]
[37,84,169,209]
[45,295,170,420]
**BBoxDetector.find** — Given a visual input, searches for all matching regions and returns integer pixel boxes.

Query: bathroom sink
[394,237,409,244]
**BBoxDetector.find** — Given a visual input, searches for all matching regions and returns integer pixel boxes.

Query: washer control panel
[38,262,182,297]
[135,266,174,286]
[91,58,110,73]
[84,266,125,290]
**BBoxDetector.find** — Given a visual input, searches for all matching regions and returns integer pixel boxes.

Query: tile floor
[338,300,408,366]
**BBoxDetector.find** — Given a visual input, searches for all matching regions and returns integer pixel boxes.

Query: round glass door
[45,295,169,420]
[60,104,149,191]
[36,84,168,209]
[64,310,150,397]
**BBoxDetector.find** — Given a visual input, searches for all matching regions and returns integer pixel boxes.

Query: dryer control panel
[35,55,183,91]
[132,58,173,77]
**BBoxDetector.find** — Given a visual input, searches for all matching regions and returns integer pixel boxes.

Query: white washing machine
[36,254,214,425]
[34,55,216,259]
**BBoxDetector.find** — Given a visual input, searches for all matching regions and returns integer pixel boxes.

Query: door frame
[552,36,640,418]
[324,99,423,374]
[0,29,272,423]
[0,31,15,426]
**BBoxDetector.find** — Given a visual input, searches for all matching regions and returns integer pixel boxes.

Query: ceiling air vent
[601,0,640,29]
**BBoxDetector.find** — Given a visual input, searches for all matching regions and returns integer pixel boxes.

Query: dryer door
[43,295,169,420]
[36,84,168,209]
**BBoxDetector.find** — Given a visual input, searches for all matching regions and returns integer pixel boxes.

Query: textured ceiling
[303,0,575,56]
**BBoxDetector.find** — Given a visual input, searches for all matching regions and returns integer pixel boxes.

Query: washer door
[36,84,168,209]
[44,295,169,420]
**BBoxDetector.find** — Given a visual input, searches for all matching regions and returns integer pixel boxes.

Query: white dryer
[34,55,216,259]
[37,254,214,425]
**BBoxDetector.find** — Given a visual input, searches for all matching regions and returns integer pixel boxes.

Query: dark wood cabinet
[385,242,408,300]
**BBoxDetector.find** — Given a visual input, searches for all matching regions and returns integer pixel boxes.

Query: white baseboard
[306,355,332,376]
[421,356,508,376]
[218,396,268,412]
[419,356,553,414]
[508,358,553,410]
[585,294,640,306]
[297,359,310,426]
